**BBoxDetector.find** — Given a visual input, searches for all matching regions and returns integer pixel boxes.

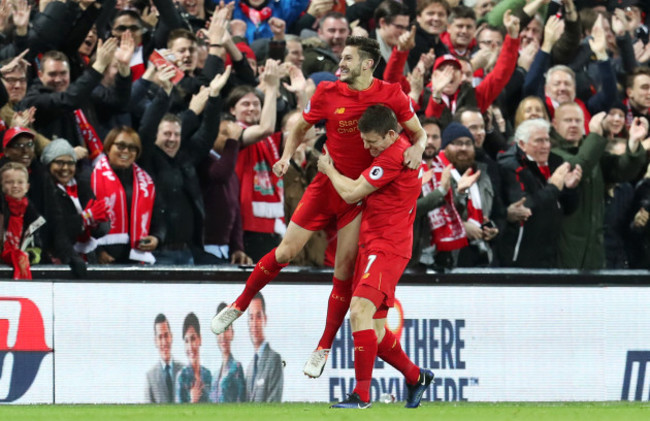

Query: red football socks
[352,329,377,402]
[377,327,420,384]
[233,248,287,311]
[317,276,353,349]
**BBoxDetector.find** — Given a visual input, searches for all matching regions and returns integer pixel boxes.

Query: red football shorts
[290,172,363,231]
[352,248,409,319]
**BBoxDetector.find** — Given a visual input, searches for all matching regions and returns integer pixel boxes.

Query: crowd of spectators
[0,0,649,277]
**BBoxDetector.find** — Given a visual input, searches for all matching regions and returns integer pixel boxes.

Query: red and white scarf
[235,125,285,235]
[130,45,145,81]
[438,152,484,228]
[239,2,272,26]
[74,109,103,164]
[421,160,467,252]
[2,196,31,279]
[91,156,156,263]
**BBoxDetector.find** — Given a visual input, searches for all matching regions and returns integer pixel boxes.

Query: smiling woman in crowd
[91,126,165,264]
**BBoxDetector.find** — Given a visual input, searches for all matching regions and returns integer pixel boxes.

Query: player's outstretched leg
[303,277,351,378]
[305,217,359,377]
[212,223,313,335]
[376,325,433,408]
[211,247,287,335]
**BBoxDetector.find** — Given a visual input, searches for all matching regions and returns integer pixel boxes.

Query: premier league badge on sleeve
[369,166,384,180]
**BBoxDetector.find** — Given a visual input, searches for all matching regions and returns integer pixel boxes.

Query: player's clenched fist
[273,158,290,177]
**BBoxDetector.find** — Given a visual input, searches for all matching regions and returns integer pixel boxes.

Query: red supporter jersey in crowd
[359,135,422,258]
[303,78,416,179]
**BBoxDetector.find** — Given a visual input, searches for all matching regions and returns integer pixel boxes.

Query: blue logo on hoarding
[622,351,650,401]
[0,297,52,402]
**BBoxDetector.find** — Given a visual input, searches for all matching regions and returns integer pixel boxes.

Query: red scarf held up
[438,151,484,228]
[421,160,468,252]
[91,156,156,263]
[2,195,31,279]
[239,2,272,26]
[74,109,103,162]
[235,124,284,233]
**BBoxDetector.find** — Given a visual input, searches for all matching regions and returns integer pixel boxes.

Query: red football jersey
[360,135,422,258]
[303,79,416,179]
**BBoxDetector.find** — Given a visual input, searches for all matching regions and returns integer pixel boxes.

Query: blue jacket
[226,0,309,43]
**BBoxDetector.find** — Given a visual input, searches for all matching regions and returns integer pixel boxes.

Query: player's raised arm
[317,148,377,204]
[273,115,313,177]
[401,115,427,169]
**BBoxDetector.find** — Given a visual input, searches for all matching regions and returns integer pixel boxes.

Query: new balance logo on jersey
[334,107,346,114]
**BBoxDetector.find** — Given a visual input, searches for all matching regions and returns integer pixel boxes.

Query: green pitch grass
[1,402,650,421]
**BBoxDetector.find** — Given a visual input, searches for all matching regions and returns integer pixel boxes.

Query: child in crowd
[0,162,45,279]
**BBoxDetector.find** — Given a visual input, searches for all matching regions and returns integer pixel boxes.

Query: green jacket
[551,130,645,269]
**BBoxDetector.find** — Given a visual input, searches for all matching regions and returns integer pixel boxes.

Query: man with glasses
[111,10,146,80]
[372,0,411,77]
[0,56,53,156]
[434,122,500,268]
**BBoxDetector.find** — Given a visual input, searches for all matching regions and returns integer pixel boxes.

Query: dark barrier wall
[3,265,650,285]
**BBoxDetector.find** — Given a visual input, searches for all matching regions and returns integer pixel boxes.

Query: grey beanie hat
[41,138,77,166]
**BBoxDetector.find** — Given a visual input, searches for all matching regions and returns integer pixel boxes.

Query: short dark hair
[161,113,182,126]
[319,11,347,29]
[167,29,198,48]
[253,292,266,314]
[477,24,505,39]
[420,116,442,127]
[112,9,144,27]
[626,66,650,89]
[40,51,70,70]
[345,36,381,70]
[183,312,200,338]
[358,105,399,136]
[374,0,411,25]
[417,0,450,16]
[103,126,142,159]
[453,106,483,123]
[226,85,263,112]
[448,5,476,23]
[154,313,168,332]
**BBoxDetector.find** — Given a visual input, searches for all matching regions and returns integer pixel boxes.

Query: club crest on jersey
[334,107,345,114]
[369,166,384,180]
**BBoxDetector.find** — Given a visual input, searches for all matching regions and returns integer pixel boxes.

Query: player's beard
[340,63,362,85]
[446,147,475,173]
[423,147,437,160]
